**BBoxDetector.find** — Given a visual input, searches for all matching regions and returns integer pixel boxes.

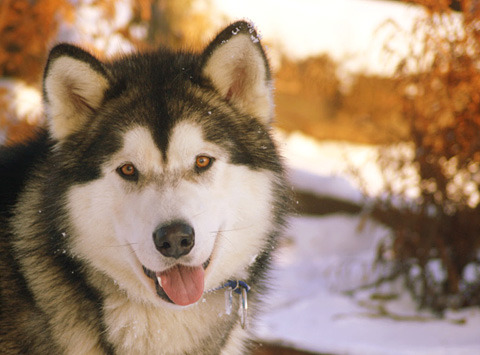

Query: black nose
[153,221,195,259]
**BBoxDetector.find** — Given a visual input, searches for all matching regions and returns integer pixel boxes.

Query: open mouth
[142,259,210,306]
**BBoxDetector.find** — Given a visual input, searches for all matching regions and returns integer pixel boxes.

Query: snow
[61,0,136,55]
[252,132,480,354]
[0,79,43,124]
[212,0,425,76]
[56,0,434,77]
[278,131,381,200]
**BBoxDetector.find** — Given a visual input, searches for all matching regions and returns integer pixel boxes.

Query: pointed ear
[43,44,110,140]
[201,21,274,125]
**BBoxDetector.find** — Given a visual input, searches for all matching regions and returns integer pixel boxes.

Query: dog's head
[42,22,285,306]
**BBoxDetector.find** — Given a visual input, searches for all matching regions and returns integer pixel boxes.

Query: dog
[0,21,289,354]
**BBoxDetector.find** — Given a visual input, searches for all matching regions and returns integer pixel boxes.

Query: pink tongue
[158,265,205,306]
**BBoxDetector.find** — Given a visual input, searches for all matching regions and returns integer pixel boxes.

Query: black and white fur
[0,21,289,354]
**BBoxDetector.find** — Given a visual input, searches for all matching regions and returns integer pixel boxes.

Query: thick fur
[0,21,289,355]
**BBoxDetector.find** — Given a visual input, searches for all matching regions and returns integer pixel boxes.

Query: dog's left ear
[43,44,111,141]
[201,21,273,125]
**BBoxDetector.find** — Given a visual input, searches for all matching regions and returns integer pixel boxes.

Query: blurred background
[2,0,480,354]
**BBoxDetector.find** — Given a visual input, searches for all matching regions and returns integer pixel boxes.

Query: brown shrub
[373,0,480,311]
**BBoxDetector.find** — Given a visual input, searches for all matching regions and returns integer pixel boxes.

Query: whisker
[209,225,254,234]
[104,242,140,248]
[192,209,208,218]
[213,233,235,248]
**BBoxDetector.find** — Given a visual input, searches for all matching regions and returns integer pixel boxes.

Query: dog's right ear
[200,21,273,125]
[43,44,110,141]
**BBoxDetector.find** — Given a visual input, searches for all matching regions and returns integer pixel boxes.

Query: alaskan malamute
[0,21,289,354]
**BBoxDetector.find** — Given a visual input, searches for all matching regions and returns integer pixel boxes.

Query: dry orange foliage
[276,56,341,100]
[0,0,73,83]
[146,0,214,50]
[274,54,408,144]
[0,0,73,143]
[372,0,480,311]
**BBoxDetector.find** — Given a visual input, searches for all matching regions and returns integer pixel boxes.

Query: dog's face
[67,121,275,306]
[43,22,283,306]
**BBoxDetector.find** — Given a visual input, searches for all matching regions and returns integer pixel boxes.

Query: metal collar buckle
[220,280,251,329]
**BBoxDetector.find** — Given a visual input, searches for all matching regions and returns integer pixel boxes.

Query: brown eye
[195,155,214,171]
[117,163,138,181]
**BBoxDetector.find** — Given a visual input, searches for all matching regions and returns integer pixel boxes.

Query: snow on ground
[212,0,425,76]
[277,131,381,200]
[252,132,480,354]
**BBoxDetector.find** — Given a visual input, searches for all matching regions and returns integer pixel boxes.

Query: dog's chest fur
[99,279,246,354]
